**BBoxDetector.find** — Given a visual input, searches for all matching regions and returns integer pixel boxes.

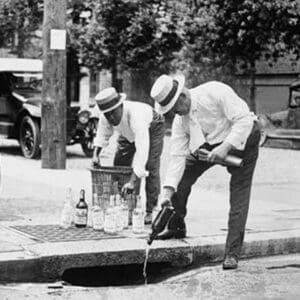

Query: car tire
[81,118,98,157]
[19,116,41,159]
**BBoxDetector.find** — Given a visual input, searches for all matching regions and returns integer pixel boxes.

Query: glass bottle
[115,193,123,232]
[132,195,144,234]
[104,195,116,234]
[74,189,88,228]
[92,193,104,231]
[127,191,136,225]
[102,182,111,211]
[147,205,175,245]
[121,197,129,229]
[60,187,74,229]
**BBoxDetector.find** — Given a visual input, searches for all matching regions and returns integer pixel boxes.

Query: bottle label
[122,209,129,228]
[104,214,116,234]
[75,208,87,225]
[132,211,144,233]
[114,208,123,232]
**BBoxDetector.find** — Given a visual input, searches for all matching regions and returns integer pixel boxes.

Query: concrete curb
[0,229,299,282]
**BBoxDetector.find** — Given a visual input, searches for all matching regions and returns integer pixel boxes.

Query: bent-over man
[92,87,165,224]
[150,74,260,269]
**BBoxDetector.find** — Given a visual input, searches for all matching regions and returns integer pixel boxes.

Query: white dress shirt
[94,100,153,178]
[164,81,257,190]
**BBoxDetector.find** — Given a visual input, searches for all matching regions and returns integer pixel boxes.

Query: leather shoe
[222,255,238,270]
[155,228,186,240]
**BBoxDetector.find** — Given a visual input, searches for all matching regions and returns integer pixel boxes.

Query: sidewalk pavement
[0,137,300,282]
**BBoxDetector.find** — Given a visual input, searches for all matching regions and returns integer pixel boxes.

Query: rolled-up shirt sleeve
[130,110,152,178]
[218,83,256,149]
[163,116,190,191]
[93,114,114,148]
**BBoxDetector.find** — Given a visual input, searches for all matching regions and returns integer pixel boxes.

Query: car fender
[12,92,41,118]
[257,114,274,146]
[22,103,41,118]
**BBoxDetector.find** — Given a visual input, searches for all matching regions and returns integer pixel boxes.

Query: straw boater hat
[150,74,185,114]
[95,87,126,113]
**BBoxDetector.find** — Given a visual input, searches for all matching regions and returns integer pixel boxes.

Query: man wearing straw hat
[150,74,260,269]
[92,87,165,224]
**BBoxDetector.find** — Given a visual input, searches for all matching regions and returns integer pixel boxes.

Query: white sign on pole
[50,29,66,50]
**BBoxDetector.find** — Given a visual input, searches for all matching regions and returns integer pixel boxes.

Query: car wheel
[81,118,98,157]
[19,116,41,159]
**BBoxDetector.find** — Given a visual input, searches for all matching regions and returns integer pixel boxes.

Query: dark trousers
[171,122,261,258]
[113,112,165,213]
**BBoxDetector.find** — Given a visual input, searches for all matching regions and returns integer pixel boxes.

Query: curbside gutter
[0,229,299,283]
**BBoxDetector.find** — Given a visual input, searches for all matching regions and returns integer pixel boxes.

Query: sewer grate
[10,225,126,243]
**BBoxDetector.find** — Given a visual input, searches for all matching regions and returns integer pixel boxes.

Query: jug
[147,204,175,245]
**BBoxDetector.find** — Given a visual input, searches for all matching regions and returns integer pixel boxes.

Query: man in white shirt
[150,74,260,269]
[92,87,165,224]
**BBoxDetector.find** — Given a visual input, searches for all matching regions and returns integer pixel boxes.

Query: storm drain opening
[62,262,180,286]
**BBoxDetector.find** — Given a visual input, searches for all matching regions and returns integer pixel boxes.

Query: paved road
[0,138,300,295]
[0,254,299,299]
[1,137,300,235]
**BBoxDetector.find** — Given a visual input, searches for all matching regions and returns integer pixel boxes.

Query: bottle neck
[80,189,85,202]
[66,189,73,205]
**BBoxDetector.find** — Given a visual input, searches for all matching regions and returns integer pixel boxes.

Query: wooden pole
[41,0,67,169]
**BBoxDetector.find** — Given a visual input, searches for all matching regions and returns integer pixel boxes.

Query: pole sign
[50,29,66,50]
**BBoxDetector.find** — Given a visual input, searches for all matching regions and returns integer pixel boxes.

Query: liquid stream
[143,244,150,285]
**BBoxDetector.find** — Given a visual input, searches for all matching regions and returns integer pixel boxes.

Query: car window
[12,72,43,92]
[0,73,13,94]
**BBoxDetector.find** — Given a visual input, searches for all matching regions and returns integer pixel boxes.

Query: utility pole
[41,0,67,169]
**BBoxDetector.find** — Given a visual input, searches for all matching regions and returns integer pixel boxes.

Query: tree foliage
[120,2,182,71]
[174,0,300,111]
[1,0,300,111]
[214,0,300,64]
[67,0,183,84]
[0,0,43,57]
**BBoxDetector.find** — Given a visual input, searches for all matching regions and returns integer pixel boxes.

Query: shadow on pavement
[0,144,89,160]
[0,145,23,157]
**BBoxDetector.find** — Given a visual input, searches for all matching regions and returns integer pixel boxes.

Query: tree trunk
[111,60,120,90]
[249,62,257,113]
[16,29,25,58]
[122,68,153,107]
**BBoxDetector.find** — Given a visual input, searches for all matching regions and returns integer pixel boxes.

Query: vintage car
[0,58,98,158]
[259,80,300,148]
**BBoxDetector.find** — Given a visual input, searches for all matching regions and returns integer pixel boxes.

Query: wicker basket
[90,166,140,212]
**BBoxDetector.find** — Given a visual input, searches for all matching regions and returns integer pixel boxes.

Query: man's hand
[121,172,138,194]
[92,146,102,168]
[195,148,210,161]
[91,154,101,168]
[121,180,135,194]
[207,142,232,163]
